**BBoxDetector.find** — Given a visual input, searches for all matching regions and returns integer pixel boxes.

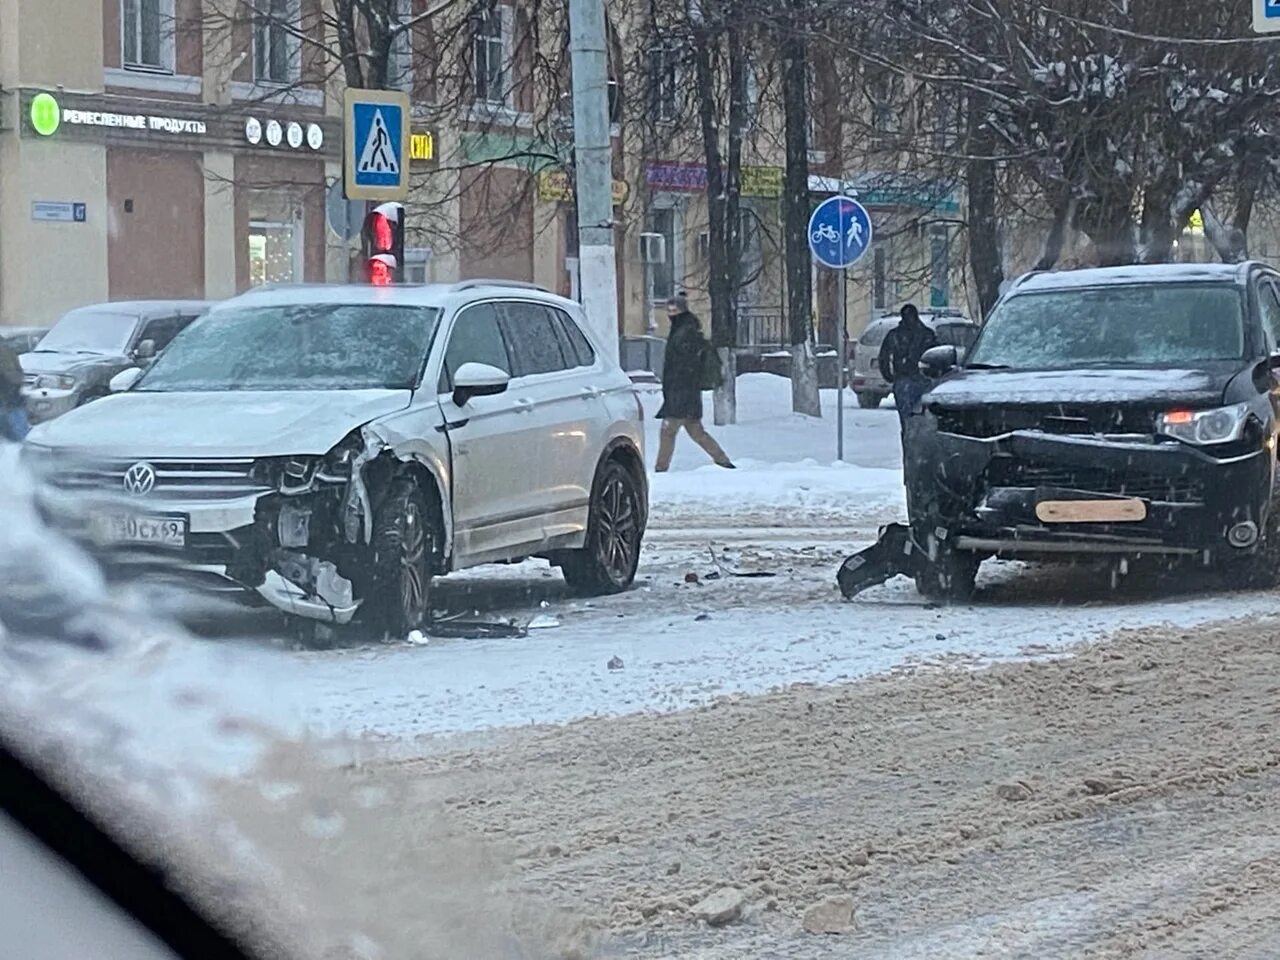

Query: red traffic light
[360,202,405,285]
[369,212,395,253]
[367,254,396,286]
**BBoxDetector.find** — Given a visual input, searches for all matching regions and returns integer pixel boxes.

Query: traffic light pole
[568,0,620,362]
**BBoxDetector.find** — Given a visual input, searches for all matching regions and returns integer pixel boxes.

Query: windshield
[968,283,1246,369]
[136,303,441,392]
[35,308,139,355]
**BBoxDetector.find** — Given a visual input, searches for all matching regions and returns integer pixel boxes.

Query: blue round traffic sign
[807,195,873,269]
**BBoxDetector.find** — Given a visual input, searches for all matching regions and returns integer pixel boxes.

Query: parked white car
[23,281,647,635]
[848,310,980,409]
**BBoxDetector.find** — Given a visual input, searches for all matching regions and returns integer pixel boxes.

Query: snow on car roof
[1012,262,1256,293]
[211,282,580,313]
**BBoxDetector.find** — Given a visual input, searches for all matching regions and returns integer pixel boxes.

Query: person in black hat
[878,303,938,429]
[655,293,734,472]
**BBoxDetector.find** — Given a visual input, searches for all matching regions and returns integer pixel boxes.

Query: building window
[744,65,760,133]
[248,219,302,287]
[868,71,902,145]
[737,207,763,306]
[929,226,951,308]
[648,45,678,123]
[474,2,510,106]
[646,206,678,301]
[388,0,414,91]
[122,0,174,72]
[872,244,891,312]
[254,0,300,84]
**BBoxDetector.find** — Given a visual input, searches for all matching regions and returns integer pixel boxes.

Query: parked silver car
[24,281,647,636]
[20,301,212,424]
[848,310,980,409]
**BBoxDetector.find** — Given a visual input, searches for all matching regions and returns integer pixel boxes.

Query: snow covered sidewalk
[642,373,905,533]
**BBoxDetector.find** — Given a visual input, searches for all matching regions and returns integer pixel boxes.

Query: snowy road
[7,375,1280,784]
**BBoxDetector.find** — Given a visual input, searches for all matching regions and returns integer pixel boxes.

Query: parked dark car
[20,301,212,424]
[905,262,1280,601]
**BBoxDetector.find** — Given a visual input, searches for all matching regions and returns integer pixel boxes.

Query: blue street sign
[807,195,873,269]
[1268,0,1280,15]
[343,89,411,201]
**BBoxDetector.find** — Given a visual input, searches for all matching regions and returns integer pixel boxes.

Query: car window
[497,302,570,377]
[859,322,891,347]
[139,314,193,352]
[440,302,512,391]
[549,307,596,367]
[969,283,1246,368]
[1257,280,1280,353]
[937,324,979,351]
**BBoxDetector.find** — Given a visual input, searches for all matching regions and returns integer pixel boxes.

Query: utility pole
[568,0,620,362]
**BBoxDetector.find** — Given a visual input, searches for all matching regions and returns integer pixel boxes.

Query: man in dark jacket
[0,337,28,442]
[878,303,938,428]
[655,293,735,472]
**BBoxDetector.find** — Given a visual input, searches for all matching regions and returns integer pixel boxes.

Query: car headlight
[1157,403,1250,445]
[35,374,76,391]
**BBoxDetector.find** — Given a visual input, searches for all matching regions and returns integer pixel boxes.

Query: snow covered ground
[5,374,1280,787]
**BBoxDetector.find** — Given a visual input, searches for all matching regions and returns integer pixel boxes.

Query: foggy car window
[134,304,441,392]
[968,284,1246,368]
[35,309,139,355]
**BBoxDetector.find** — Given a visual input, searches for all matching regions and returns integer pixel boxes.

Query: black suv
[906,262,1280,600]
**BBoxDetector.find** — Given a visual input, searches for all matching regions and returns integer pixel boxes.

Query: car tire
[856,391,882,409]
[365,480,437,637]
[914,548,980,604]
[559,461,644,595]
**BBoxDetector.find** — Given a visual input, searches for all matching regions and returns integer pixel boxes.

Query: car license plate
[91,513,187,547]
[1035,499,1147,524]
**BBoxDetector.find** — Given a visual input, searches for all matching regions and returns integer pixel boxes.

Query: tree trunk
[1203,201,1249,264]
[1033,196,1074,272]
[715,24,748,425]
[781,0,820,418]
[964,95,1003,320]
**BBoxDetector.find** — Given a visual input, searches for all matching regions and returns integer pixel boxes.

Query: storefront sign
[65,107,206,135]
[411,131,435,162]
[537,169,628,205]
[20,88,341,160]
[31,201,87,223]
[647,162,783,198]
[741,166,783,199]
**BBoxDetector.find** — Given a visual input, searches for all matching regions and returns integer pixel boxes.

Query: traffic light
[360,202,405,285]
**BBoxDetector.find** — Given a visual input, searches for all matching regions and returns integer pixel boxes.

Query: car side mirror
[135,339,156,361]
[451,362,510,406]
[920,344,959,377]
[109,367,143,393]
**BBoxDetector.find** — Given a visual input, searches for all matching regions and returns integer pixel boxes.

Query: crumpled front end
[24,432,391,624]
[906,405,1272,561]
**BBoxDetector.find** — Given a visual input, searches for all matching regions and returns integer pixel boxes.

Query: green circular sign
[30,93,60,136]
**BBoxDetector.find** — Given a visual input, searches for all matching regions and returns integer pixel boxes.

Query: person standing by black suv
[878,303,939,429]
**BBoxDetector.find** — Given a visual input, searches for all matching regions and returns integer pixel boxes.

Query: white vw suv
[23,281,647,635]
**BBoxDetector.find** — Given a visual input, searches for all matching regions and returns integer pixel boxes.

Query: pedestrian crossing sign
[344,88,411,201]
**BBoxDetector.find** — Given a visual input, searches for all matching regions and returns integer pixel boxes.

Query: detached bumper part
[838,524,932,599]
[257,555,359,624]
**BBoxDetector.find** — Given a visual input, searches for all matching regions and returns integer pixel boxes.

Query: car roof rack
[449,279,550,293]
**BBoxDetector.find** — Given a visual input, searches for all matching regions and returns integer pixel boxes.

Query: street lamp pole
[568,0,620,361]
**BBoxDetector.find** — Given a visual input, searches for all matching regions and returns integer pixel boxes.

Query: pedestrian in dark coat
[0,338,28,442]
[655,293,734,472]
[878,303,939,427]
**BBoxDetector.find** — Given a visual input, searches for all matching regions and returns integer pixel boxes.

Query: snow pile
[642,373,906,529]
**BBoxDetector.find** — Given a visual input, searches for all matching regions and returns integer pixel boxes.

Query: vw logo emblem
[123,462,157,497]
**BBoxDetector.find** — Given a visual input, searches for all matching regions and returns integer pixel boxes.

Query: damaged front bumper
[28,447,379,625]
[905,415,1272,561]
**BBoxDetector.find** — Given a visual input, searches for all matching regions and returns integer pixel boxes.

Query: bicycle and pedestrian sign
[808,195,873,269]
[1255,0,1280,33]
[343,89,411,201]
